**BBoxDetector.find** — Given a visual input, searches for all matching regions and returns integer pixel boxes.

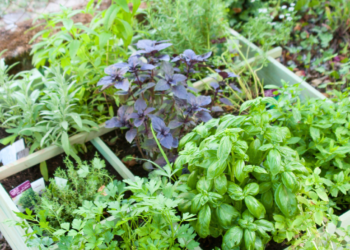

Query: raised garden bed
[1,29,349,250]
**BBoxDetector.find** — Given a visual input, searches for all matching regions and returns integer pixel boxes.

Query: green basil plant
[175,97,328,249]
[269,83,350,208]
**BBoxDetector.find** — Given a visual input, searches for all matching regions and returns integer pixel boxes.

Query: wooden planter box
[0,124,133,250]
[0,30,347,250]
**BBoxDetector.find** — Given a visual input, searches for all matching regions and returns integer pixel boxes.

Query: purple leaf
[140,64,156,70]
[135,98,147,112]
[219,97,233,106]
[158,54,170,61]
[161,61,174,76]
[212,106,224,112]
[105,63,128,73]
[169,119,184,129]
[196,95,211,106]
[198,51,212,60]
[160,133,174,149]
[151,116,166,133]
[196,111,212,122]
[171,84,188,99]
[154,43,173,51]
[97,76,114,90]
[210,82,220,90]
[114,78,130,91]
[144,107,155,115]
[172,137,179,148]
[171,56,181,62]
[172,74,187,83]
[126,129,137,143]
[155,79,170,91]
[105,117,122,128]
[133,117,145,127]
[183,49,196,59]
[136,40,153,49]
[229,83,242,93]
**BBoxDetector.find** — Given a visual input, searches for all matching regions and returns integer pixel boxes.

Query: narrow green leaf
[62,19,73,30]
[196,205,211,238]
[266,149,281,176]
[40,161,49,181]
[61,131,70,155]
[218,136,232,162]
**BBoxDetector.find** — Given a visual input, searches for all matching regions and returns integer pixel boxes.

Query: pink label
[9,180,31,198]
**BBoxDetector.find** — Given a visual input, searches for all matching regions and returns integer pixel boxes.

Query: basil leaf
[243,183,259,196]
[222,226,243,250]
[214,174,228,195]
[208,160,226,179]
[244,196,266,219]
[196,204,211,238]
[247,138,263,165]
[259,182,272,194]
[244,229,256,250]
[254,236,264,250]
[266,149,281,176]
[196,177,213,193]
[282,172,298,192]
[218,136,232,162]
[187,170,198,190]
[228,182,244,200]
[233,159,246,183]
[178,192,195,213]
[261,190,274,212]
[216,204,240,229]
[275,184,298,218]
[191,194,204,214]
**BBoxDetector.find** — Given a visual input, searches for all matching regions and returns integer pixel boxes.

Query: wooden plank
[0,125,115,180]
[0,183,39,250]
[91,137,135,180]
[228,29,326,100]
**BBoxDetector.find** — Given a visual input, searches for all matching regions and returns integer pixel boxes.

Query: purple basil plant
[97,40,240,164]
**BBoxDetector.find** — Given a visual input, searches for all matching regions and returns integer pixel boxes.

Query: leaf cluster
[11,167,199,250]
[101,41,241,164]
[137,0,228,54]
[33,155,112,229]
[270,83,350,208]
[0,66,98,157]
[174,97,325,249]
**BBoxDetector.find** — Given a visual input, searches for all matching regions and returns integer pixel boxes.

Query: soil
[0,231,11,250]
[100,129,150,178]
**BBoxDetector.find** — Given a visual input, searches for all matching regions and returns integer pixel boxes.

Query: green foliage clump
[175,97,322,249]
[11,167,199,250]
[31,0,141,86]
[138,0,228,54]
[270,83,350,207]
[19,188,37,209]
[0,66,101,158]
[33,156,112,229]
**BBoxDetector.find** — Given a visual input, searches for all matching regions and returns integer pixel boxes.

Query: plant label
[0,138,25,165]
[31,178,46,196]
[55,177,68,189]
[9,180,36,212]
